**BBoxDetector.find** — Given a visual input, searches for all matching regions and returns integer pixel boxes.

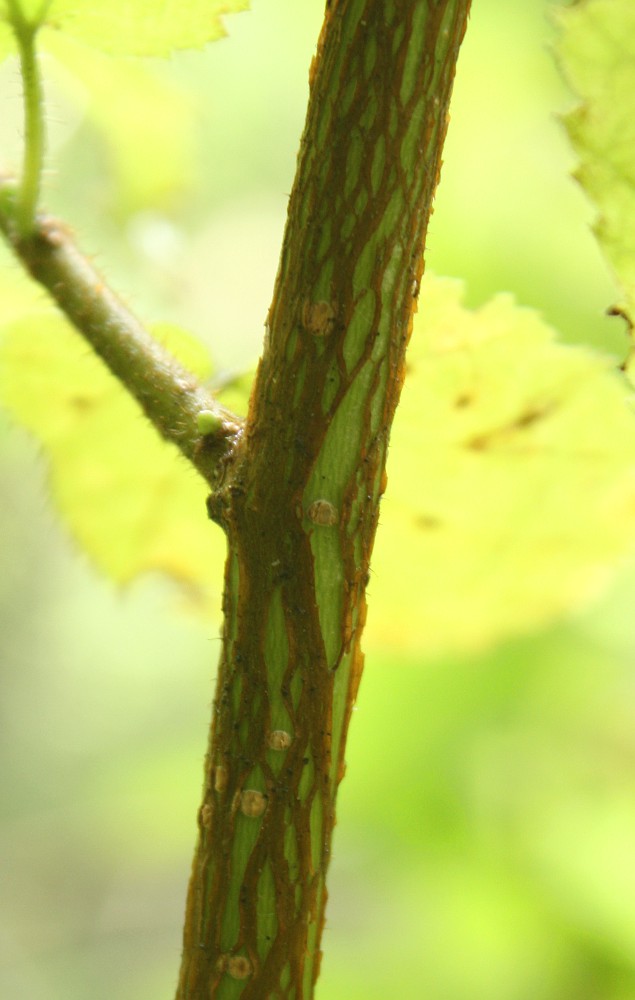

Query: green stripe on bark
[176,2,472,997]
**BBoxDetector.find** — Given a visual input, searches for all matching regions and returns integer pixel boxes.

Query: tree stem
[176,2,472,997]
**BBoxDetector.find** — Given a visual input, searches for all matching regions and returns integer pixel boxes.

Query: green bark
[176,2,472,998]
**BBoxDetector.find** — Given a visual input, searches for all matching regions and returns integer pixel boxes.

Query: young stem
[6,0,46,235]
[176,2,471,998]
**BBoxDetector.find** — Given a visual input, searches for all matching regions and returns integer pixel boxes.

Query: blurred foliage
[370,276,635,655]
[0,0,249,59]
[0,313,225,596]
[555,0,635,363]
[45,37,200,218]
[2,1,635,999]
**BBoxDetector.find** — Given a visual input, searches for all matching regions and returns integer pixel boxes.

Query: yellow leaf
[366,275,635,657]
[0,312,226,606]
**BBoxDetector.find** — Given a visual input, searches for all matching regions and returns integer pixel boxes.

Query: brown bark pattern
[177,2,471,997]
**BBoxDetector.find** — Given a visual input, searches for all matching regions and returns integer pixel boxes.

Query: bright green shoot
[4,0,48,235]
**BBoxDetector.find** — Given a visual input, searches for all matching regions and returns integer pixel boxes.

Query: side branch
[0,180,243,487]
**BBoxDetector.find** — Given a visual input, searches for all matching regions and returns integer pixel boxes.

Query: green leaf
[555,0,635,338]
[0,312,226,606]
[0,0,249,58]
[365,275,635,657]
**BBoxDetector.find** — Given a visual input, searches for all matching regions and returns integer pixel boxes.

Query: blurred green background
[2,1,635,998]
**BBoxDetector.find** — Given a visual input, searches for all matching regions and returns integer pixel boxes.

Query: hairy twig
[0,180,243,487]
